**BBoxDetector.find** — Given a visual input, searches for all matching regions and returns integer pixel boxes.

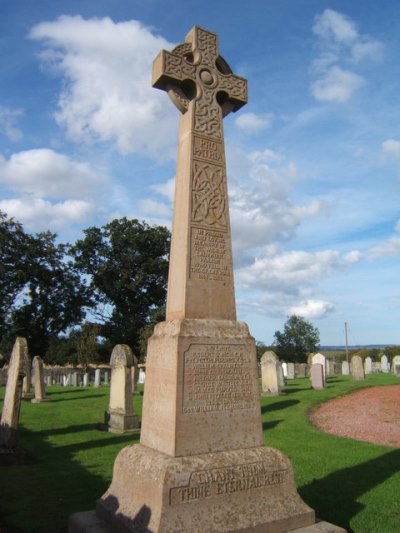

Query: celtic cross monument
[70,26,345,533]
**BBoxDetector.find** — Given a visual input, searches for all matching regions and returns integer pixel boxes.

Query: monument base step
[69,510,345,533]
[68,443,345,533]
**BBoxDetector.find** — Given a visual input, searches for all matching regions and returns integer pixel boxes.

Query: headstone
[94,368,101,387]
[262,350,278,363]
[341,361,350,375]
[281,361,288,377]
[381,354,389,373]
[130,354,139,394]
[83,373,89,387]
[138,368,145,384]
[22,355,33,399]
[287,362,295,380]
[71,371,78,387]
[277,362,285,387]
[0,338,28,453]
[364,356,372,374]
[311,363,325,390]
[297,363,308,377]
[106,345,139,433]
[70,26,344,533]
[104,370,109,385]
[261,358,281,396]
[325,359,331,377]
[392,355,400,376]
[351,355,365,381]
[31,356,50,403]
[311,353,326,380]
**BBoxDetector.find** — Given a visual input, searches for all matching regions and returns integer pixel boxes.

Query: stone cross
[152,26,247,321]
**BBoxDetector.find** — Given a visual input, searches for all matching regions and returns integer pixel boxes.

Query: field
[0,373,399,532]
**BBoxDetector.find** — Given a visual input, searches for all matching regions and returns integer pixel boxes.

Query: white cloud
[0,106,24,141]
[0,148,107,199]
[289,299,335,319]
[382,139,400,159]
[313,9,358,45]
[151,177,175,202]
[0,197,93,232]
[369,220,400,258]
[351,40,383,63]
[311,66,364,103]
[138,198,170,217]
[235,112,274,134]
[29,16,177,159]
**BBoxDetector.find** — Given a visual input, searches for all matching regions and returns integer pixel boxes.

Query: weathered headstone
[282,361,288,377]
[364,356,372,374]
[94,368,101,387]
[341,360,350,376]
[104,370,109,385]
[392,355,400,376]
[138,367,145,384]
[325,359,331,377]
[311,353,326,380]
[83,372,89,387]
[130,353,139,394]
[350,355,365,381]
[287,362,295,380]
[261,358,281,396]
[277,361,285,387]
[0,338,28,460]
[22,355,33,399]
[381,354,389,373]
[106,345,139,433]
[70,26,344,533]
[31,356,50,403]
[297,363,308,377]
[311,363,325,390]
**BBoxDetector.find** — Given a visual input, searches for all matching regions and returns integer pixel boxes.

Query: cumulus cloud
[311,9,382,103]
[227,147,322,256]
[235,112,274,134]
[0,106,24,141]
[151,177,175,202]
[382,139,400,159]
[289,299,335,319]
[369,220,400,258]
[29,16,177,159]
[311,66,364,103]
[0,148,107,199]
[0,197,93,232]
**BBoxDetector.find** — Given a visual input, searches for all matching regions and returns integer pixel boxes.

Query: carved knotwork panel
[192,160,228,228]
[194,87,221,138]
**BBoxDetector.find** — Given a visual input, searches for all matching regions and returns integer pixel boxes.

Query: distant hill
[320,345,389,351]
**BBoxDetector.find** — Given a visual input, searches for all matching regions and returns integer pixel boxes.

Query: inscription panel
[190,227,231,282]
[182,344,255,413]
[170,462,289,505]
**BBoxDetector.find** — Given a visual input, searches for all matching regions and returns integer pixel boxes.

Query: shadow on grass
[261,399,299,414]
[300,448,400,532]
[283,387,311,394]
[47,394,105,402]
[262,419,282,431]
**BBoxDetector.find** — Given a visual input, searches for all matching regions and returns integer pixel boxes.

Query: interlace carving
[192,161,227,228]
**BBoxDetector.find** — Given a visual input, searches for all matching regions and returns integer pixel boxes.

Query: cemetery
[1,20,400,533]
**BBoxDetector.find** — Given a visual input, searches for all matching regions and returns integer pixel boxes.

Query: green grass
[0,374,399,532]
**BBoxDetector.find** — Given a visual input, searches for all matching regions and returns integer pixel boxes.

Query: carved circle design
[200,68,214,86]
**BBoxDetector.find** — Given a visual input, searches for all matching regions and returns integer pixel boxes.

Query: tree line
[0,211,170,365]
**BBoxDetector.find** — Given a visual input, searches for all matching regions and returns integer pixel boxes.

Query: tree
[273,315,320,362]
[71,218,170,355]
[0,212,89,357]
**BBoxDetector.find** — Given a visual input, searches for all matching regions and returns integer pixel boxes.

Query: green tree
[273,315,320,362]
[75,322,102,369]
[71,217,170,354]
[0,212,89,357]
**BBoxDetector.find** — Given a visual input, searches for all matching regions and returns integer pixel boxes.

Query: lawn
[0,373,399,532]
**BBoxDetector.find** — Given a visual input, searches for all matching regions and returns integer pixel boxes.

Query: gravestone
[297,363,308,377]
[70,26,344,533]
[350,355,365,381]
[31,356,50,403]
[381,354,389,373]
[0,338,28,462]
[261,359,281,396]
[94,368,101,387]
[22,355,33,399]
[392,355,400,376]
[106,345,139,433]
[325,359,331,377]
[282,362,288,377]
[71,371,78,387]
[262,350,278,363]
[341,361,350,376]
[287,362,295,380]
[138,367,145,384]
[311,353,326,380]
[130,353,139,394]
[311,364,325,390]
[83,373,89,387]
[277,362,285,387]
[364,356,372,374]
[104,370,109,385]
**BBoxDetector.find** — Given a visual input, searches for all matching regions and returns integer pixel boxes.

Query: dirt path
[309,385,400,447]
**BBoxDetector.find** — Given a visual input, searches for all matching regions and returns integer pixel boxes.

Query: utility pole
[345,322,349,362]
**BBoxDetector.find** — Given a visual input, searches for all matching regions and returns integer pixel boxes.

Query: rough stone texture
[31,356,50,403]
[287,363,295,380]
[311,364,325,390]
[391,355,400,376]
[261,359,281,397]
[311,354,326,381]
[341,361,350,376]
[364,356,372,374]
[381,355,389,373]
[0,337,28,449]
[350,355,364,381]
[97,444,315,533]
[107,345,139,433]
[22,355,33,398]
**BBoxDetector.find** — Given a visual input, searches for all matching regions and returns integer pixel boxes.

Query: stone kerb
[31,356,50,403]
[107,345,139,433]
[350,355,365,381]
[0,337,28,451]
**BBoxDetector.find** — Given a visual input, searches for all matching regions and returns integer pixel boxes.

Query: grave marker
[31,356,50,403]
[351,355,365,381]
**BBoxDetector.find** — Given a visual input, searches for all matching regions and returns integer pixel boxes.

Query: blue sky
[1,0,399,346]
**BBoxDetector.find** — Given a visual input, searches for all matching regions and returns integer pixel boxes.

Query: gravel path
[309,385,400,447]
